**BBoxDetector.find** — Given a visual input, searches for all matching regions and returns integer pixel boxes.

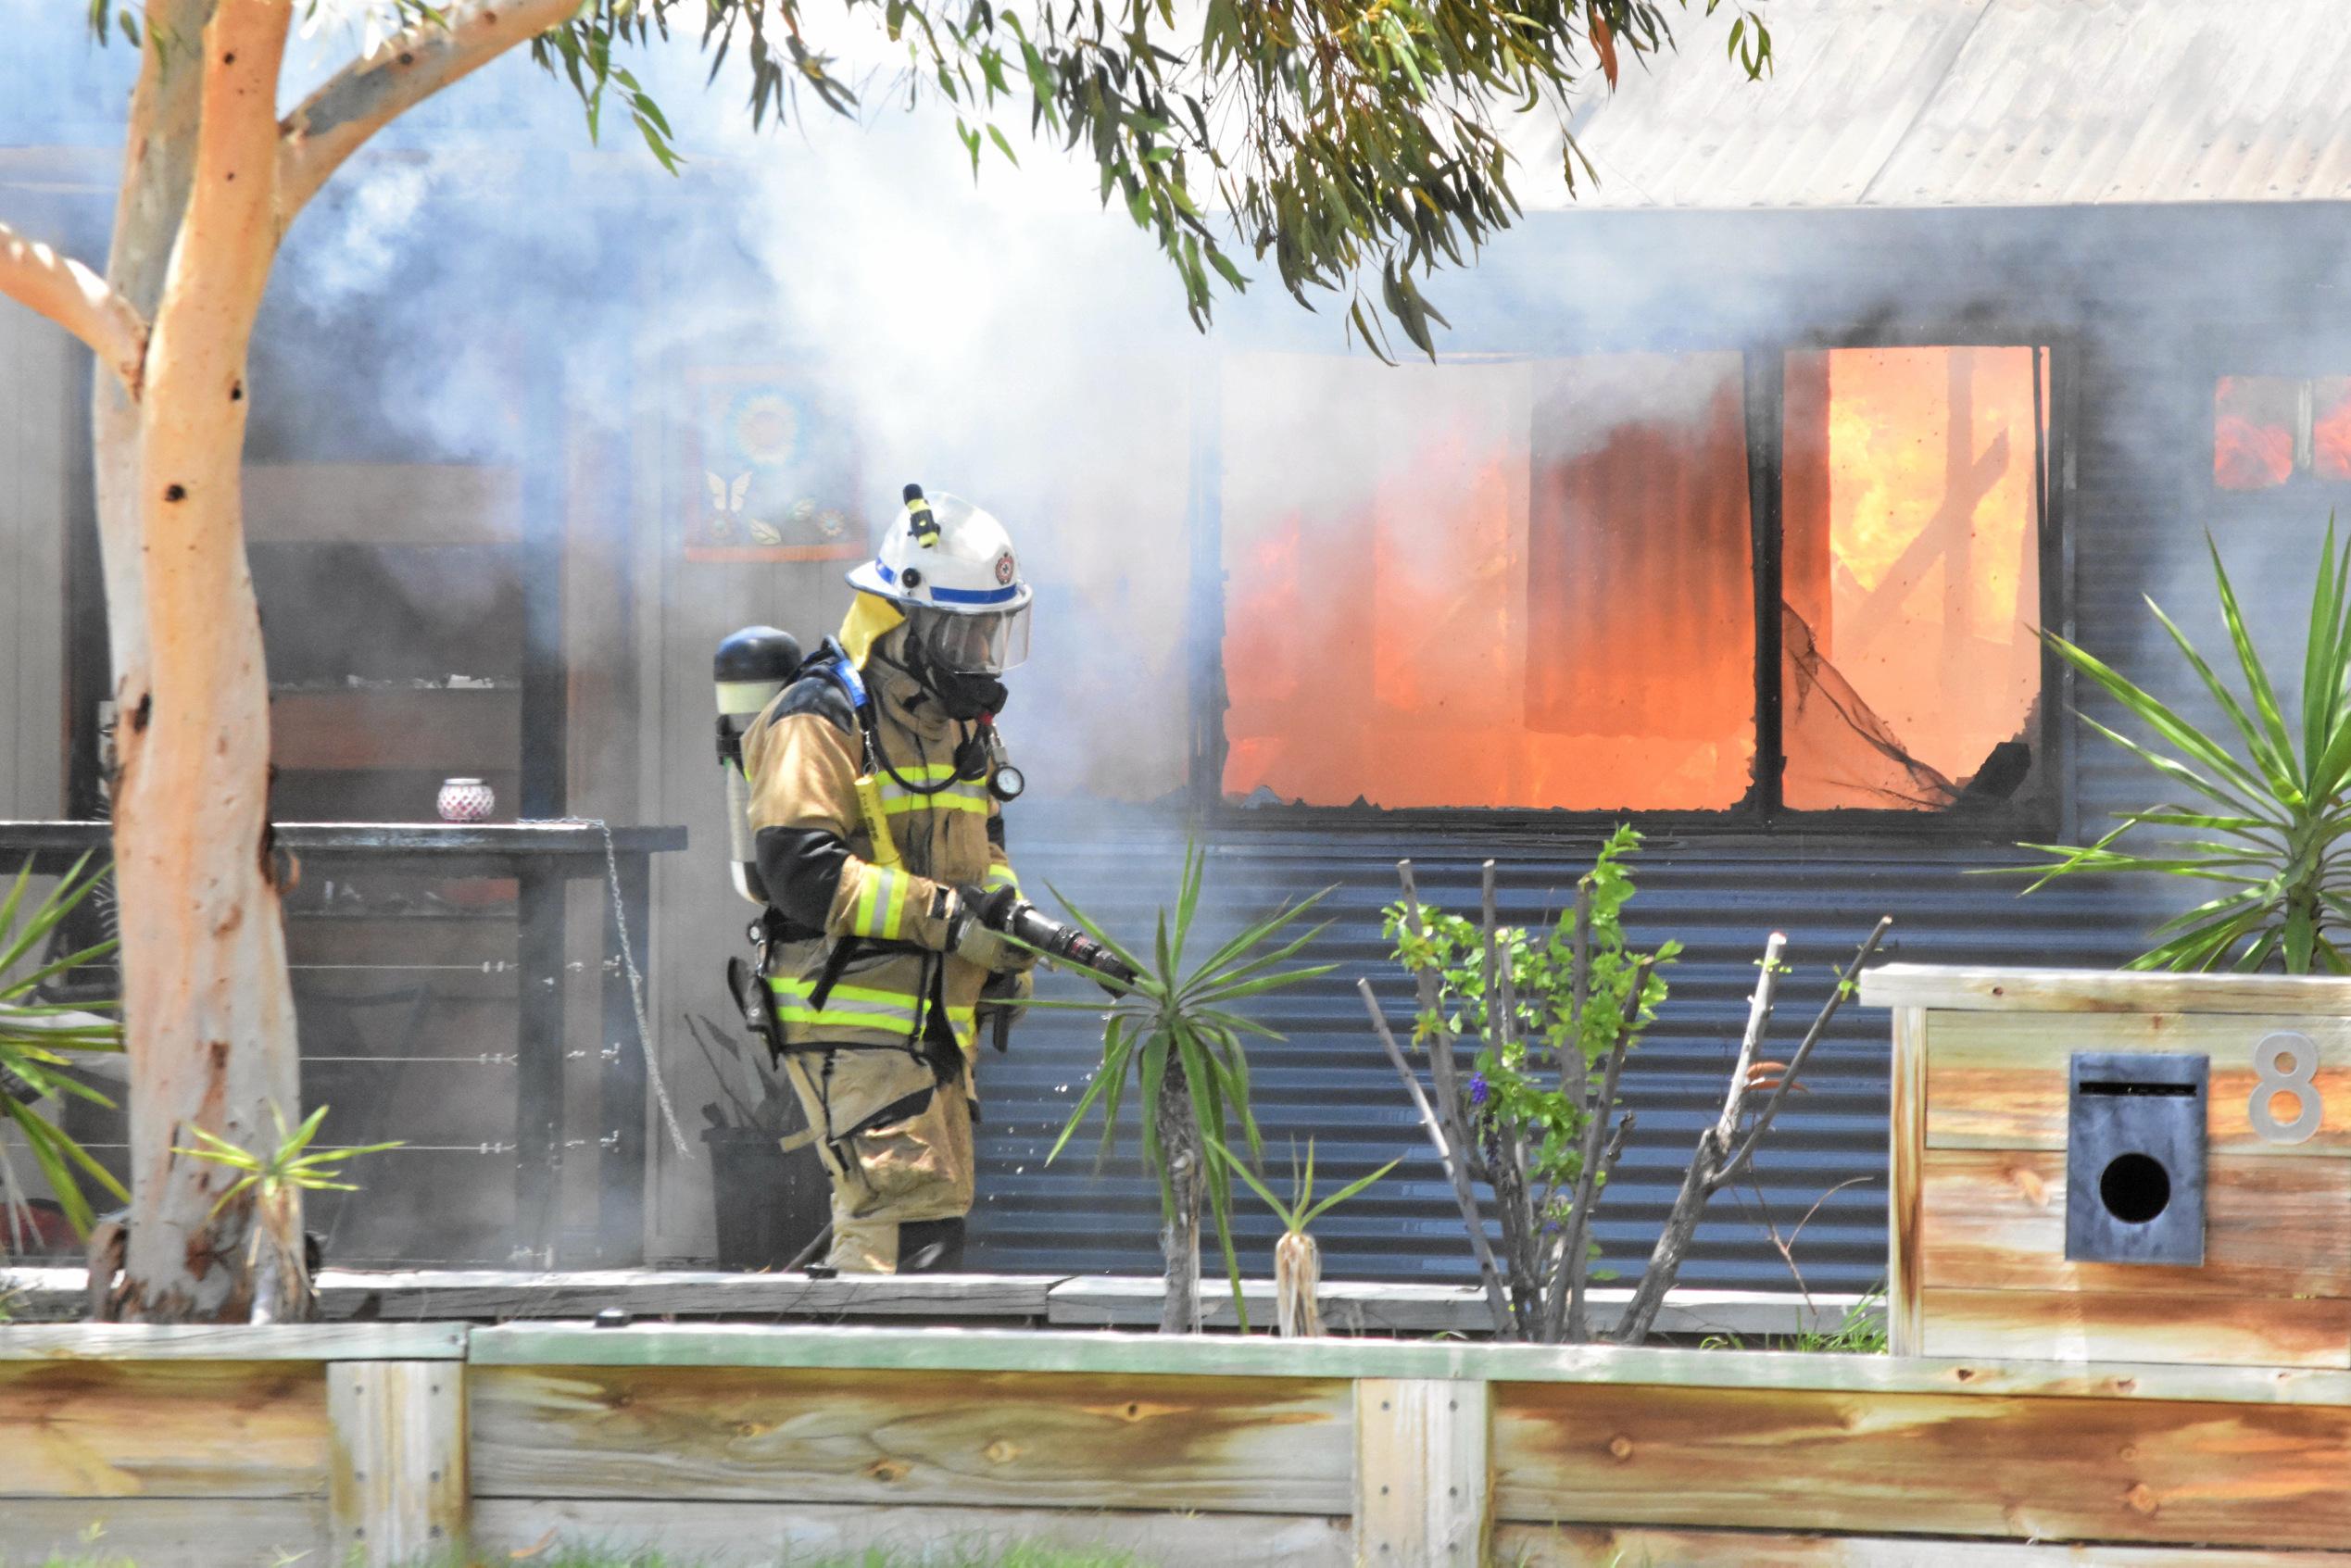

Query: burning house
[1,0,2348,1294]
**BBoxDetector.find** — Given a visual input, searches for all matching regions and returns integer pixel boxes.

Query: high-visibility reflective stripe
[847,866,914,941]
[766,975,922,1030]
[984,863,1020,893]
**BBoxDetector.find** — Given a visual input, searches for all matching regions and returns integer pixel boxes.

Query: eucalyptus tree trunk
[1155,1061,1204,1335]
[0,0,578,1319]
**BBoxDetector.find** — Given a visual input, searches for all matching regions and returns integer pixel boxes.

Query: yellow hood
[838,592,906,669]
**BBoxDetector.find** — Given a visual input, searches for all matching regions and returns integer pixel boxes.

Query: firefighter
[740,486,1035,1273]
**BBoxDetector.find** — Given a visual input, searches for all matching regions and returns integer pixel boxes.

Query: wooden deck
[0,1319,2345,1566]
[0,1265,1867,1338]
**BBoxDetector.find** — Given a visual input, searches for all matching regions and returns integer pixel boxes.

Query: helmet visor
[916,603,1031,674]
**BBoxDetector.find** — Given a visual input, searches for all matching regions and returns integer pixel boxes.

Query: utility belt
[727,916,971,1076]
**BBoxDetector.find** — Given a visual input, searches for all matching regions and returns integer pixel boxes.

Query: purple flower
[1468,1072,1490,1108]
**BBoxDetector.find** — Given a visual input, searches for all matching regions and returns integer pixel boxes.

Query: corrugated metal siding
[971,827,2154,1291]
[1531,0,2351,211]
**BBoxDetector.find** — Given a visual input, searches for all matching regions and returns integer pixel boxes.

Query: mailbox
[2063,1051,2208,1265]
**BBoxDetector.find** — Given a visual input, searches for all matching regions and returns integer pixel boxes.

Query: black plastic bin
[702,1125,831,1269]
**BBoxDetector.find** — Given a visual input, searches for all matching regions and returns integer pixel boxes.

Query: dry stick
[1716,916,1896,1185]
[1551,956,1653,1341]
[1479,860,1537,1331]
[1562,878,1594,1113]
[1397,861,1479,1194]
[1361,977,1513,1336]
[1614,931,1788,1347]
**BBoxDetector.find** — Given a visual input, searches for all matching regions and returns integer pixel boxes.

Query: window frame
[1188,328,2080,841]
[2202,329,2351,502]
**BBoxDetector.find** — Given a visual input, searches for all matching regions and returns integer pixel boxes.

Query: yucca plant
[2020,521,2351,972]
[0,855,127,1240]
[1207,1136,1398,1336]
[1043,842,1335,1334]
[175,1104,401,1322]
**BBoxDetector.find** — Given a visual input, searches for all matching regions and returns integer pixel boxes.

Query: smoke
[8,4,2351,1267]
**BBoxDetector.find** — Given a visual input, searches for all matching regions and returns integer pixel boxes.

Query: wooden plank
[2,1266,1844,1336]
[1356,1378,1489,1566]
[1919,1288,2351,1370]
[1862,965,2351,1016]
[312,1268,1061,1321]
[1046,1277,1872,1338]
[1921,1148,2351,1298]
[463,1323,2351,1407]
[469,1363,1352,1514]
[1491,1380,2351,1549]
[1924,1011,2351,1155]
[1499,1524,2351,1565]
[0,1267,1058,1325]
[0,1323,468,1361]
[471,1499,1352,1568]
[245,463,522,545]
[1890,1005,1926,1356]
[0,1361,328,1499]
[328,1361,467,1567]
[0,1499,327,1565]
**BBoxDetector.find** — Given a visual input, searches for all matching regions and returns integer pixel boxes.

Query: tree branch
[0,225,150,395]
[1611,931,1787,1347]
[1716,916,1895,1186]
[1361,976,1513,1336]
[1549,955,1652,1341]
[276,0,583,224]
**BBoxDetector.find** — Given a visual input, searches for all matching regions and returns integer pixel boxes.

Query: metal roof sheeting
[1534,0,2351,210]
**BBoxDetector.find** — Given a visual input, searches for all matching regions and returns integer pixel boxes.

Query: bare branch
[1716,916,1895,1186]
[0,225,149,395]
[1548,953,1652,1340]
[1613,931,1788,1347]
[1360,975,1512,1336]
[276,0,582,224]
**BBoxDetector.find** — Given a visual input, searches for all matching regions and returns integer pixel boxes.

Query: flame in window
[2216,375,2296,491]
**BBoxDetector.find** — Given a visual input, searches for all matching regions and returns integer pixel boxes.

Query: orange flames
[2216,375,2296,491]
[1782,345,2044,809]
[1219,346,2044,812]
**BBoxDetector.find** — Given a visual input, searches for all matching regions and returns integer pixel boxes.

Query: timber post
[327,1358,470,1566]
[1354,1377,1490,1566]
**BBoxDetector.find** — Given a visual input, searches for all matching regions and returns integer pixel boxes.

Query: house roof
[1521,0,2351,209]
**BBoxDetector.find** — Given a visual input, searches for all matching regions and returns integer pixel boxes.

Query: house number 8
[2250,1031,2322,1144]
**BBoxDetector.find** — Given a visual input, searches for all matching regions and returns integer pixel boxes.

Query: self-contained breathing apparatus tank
[713,625,804,905]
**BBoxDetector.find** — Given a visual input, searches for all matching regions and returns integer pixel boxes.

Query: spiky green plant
[1208,1135,1398,1336]
[173,1103,402,1218]
[1042,842,1334,1333]
[0,856,127,1236]
[175,1104,402,1320]
[2021,521,2351,972]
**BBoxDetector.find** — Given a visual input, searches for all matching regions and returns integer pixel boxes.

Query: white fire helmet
[846,484,1033,675]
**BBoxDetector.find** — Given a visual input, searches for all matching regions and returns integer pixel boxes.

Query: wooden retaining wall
[6,1323,2351,1566]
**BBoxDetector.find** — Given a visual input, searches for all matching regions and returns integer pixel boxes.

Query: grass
[1698,1285,1888,1355]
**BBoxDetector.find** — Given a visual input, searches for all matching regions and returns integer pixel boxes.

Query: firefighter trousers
[781,1042,974,1274]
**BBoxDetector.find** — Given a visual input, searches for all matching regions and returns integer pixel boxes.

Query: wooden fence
[5,1322,2351,1566]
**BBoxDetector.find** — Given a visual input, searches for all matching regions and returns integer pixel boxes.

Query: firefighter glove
[945,890,1029,975]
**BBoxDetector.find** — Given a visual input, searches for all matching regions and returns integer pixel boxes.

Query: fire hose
[967,884,1138,1052]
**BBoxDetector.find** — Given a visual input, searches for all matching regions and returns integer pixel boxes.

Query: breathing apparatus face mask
[899,604,1025,721]
[912,602,1030,677]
